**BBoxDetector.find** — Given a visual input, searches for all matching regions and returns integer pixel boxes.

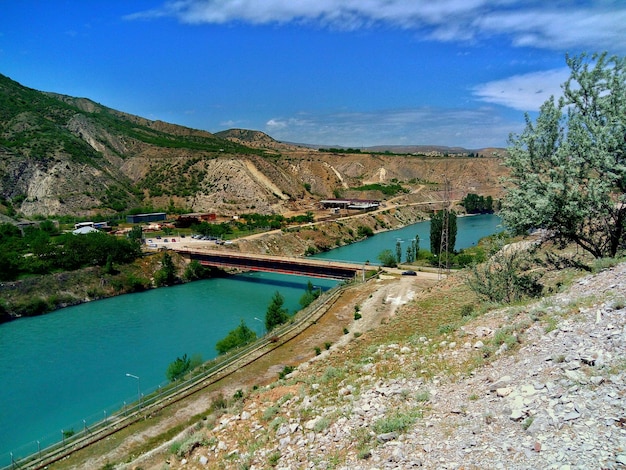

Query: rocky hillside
[0,74,507,218]
[124,254,626,470]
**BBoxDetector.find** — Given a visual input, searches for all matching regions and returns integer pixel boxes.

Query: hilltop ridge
[0,74,506,218]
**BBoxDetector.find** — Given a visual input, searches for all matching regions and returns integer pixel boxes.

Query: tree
[215,320,257,354]
[461,193,495,214]
[501,52,626,258]
[128,225,143,242]
[405,244,414,263]
[430,210,457,255]
[299,281,321,308]
[166,353,191,382]
[395,240,402,264]
[265,291,289,331]
[183,260,211,281]
[154,252,177,286]
[377,249,397,268]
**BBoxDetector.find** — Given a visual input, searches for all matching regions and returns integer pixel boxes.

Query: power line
[438,177,450,279]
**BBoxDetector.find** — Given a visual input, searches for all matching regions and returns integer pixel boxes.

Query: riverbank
[46,268,440,469]
[46,239,626,470]
[0,204,431,323]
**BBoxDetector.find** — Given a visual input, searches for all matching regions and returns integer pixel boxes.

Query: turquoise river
[0,214,502,465]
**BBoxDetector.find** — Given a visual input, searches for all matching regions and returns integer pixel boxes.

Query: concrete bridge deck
[175,247,368,280]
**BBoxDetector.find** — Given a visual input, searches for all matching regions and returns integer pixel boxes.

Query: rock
[305,417,321,430]
[489,376,512,392]
[474,340,484,349]
[377,431,398,442]
[563,411,580,421]
[496,387,513,397]
[199,455,208,465]
[510,408,525,421]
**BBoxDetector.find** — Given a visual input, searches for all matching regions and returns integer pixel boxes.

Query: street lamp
[125,373,141,406]
[254,317,265,335]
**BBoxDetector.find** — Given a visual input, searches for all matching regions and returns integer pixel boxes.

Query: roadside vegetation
[0,222,141,282]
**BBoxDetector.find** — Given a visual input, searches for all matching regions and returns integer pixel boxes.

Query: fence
[2,279,354,470]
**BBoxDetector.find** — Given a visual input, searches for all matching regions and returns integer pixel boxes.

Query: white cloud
[472,67,570,111]
[260,107,522,148]
[266,118,289,130]
[127,1,626,52]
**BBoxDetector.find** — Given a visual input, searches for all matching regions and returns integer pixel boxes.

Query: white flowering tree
[501,52,626,258]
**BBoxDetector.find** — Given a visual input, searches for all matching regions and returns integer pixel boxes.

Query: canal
[0,214,502,464]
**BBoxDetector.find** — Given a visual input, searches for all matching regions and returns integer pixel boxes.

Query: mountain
[0,74,507,218]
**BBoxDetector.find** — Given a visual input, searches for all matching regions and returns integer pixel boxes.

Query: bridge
[175,248,367,280]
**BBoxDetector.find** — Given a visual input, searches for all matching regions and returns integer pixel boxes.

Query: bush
[466,244,542,303]
[265,291,289,331]
[215,320,257,355]
[183,260,211,281]
[165,353,192,382]
[278,365,295,379]
[377,249,397,268]
[357,225,374,238]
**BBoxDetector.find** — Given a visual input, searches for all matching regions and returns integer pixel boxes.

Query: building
[320,199,381,211]
[126,212,167,224]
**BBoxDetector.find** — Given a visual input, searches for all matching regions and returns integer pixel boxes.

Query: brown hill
[0,74,507,218]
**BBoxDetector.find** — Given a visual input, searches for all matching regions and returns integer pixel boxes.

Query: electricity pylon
[438,177,450,279]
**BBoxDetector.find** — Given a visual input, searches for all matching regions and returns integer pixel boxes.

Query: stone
[377,432,398,442]
[199,455,208,465]
[510,408,525,421]
[563,411,580,421]
[496,387,513,397]
[489,376,512,391]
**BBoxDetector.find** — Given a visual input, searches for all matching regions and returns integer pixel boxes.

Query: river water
[0,214,501,464]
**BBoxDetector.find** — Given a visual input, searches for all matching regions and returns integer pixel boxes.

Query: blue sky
[2,1,625,148]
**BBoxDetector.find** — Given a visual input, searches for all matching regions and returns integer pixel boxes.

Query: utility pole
[438,177,450,279]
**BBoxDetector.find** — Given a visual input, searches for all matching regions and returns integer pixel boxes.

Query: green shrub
[216,320,257,355]
[372,409,420,434]
[278,365,295,379]
[466,244,542,303]
[165,354,192,382]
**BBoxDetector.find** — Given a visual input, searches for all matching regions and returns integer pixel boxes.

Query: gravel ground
[128,261,626,470]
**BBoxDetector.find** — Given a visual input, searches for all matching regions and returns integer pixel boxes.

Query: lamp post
[125,373,141,407]
[254,317,265,335]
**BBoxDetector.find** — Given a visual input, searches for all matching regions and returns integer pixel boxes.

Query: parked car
[402,270,417,276]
